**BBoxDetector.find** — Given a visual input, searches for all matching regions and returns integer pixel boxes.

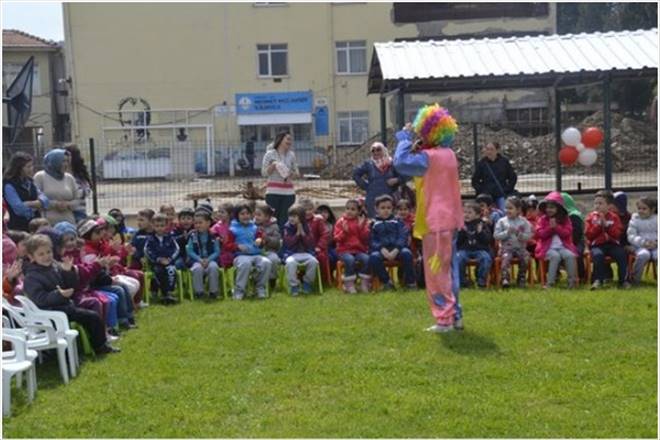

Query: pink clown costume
[393,105,463,330]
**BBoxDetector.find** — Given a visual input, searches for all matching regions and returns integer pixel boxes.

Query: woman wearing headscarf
[64,144,93,223]
[561,192,586,282]
[352,141,404,218]
[2,152,49,231]
[33,148,79,225]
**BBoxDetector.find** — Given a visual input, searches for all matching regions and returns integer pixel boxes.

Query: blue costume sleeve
[393,130,429,177]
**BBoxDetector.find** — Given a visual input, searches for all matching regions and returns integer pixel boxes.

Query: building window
[257,44,288,77]
[2,62,40,95]
[337,111,368,145]
[336,41,367,74]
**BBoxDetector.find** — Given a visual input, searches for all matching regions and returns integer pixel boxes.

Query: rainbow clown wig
[412,104,458,148]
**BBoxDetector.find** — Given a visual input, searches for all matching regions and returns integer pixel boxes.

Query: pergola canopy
[368,28,658,94]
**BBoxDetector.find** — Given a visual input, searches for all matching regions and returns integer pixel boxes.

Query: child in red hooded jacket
[333,199,371,293]
[534,191,578,289]
[585,190,629,289]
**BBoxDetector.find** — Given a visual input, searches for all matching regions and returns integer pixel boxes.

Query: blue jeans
[96,289,119,328]
[369,248,415,285]
[99,284,133,324]
[451,236,462,321]
[339,252,370,277]
[457,249,492,287]
[591,243,628,284]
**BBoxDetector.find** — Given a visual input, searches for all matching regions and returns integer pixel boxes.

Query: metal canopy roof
[368,28,658,94]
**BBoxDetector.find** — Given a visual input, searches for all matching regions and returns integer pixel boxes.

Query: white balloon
[576,142,586,152]
[561,127,581,146]
[578,148,598,166]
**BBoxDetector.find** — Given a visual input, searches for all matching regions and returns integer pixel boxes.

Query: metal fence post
[89,138,98,215]
[380,95,387,145]
[472,123,479,172]
[554,87,562,191]
[603,74,612,190]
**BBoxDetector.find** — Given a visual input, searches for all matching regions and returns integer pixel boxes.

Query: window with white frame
[336,41,367,74]
[337,111,369,144]
[257,44,288,77]
[2,63,40,95]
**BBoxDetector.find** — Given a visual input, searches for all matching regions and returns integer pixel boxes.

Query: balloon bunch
[558,126,604,167]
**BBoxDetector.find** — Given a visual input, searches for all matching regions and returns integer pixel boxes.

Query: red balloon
[582,127,603,149]
[559,146,579,166]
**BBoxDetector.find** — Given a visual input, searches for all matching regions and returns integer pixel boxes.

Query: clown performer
[393,104,464,333]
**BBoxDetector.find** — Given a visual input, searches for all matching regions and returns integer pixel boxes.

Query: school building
[63,2,556,179]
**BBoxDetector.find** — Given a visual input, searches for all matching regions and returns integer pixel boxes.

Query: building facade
[2,30,69,153]
[63,2,556,178]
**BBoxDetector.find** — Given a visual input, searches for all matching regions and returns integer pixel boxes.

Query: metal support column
[603,73,612,190]
[554,87,562,191]
[380,95,387,145]
[396,86,405,130]
[472,123,479,171]
[89,138,98,215]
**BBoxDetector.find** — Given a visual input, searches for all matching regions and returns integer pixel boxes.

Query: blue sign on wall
[314,106,329,136]
[235,91,313,114]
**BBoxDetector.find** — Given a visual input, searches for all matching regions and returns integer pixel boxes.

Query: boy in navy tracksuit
[144,213,180,304]
[368,195,416,290]
[130,208,155,269]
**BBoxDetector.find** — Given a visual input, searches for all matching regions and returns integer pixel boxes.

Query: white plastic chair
[14,295,80,377]
[2,328,38,417]
[3,303,70,384]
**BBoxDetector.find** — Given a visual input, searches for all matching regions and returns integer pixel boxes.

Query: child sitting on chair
[334,199,371,294]
[144,214,180,304]
[187,208,221,299]
[254,204,281,289]
[535,192,578,289]
[456,202,493,288]
[585,190,629,290]
[225,204,272,300]
[211,202,235,269]
[369,195,416,290]
[493,196,532,288]
[282,205,319,296]
[627,196,657,285]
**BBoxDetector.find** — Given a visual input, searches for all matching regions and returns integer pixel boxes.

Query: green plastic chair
[184,267,227,299]
[70,322,95,358]
[279,263,324,295]
[225,266,270,298]
[141,259,185,304]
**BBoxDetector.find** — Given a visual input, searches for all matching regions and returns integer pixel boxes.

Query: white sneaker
[139,301,149,309]
[453,319,464,330]
[106,333,120,342]
[426,324,453,333]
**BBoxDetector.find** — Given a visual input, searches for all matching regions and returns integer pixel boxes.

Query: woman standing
[352,142,403,218]
[65,144,92,222]
[471,142,517,211]
[33,149,79,225]
[262,132,300,228]
[2,152,49,231]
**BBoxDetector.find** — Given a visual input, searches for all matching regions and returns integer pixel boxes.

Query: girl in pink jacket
[535,191,578,288]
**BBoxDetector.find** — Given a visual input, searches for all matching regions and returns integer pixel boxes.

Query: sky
[2,1,64,42]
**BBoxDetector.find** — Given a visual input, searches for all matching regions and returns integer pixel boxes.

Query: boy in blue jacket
[369,195,416,290]
[186,208,221,299]
[144,213,180,304]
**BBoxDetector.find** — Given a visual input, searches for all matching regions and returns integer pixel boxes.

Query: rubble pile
[323,112,657,179]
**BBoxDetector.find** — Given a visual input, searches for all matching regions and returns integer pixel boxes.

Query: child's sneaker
[453,318,464,331]
[343,278,357,294]
[382,282,395,292]
[620,281,632,290]
[233,290,244,300]
[106,333,120,342]
[501,279,510,289]
[139,301,149,309]
[426,323,453,333]
[302,282,313,294]
[358,276,371,293]
[194,291,205,299]
[209,291,219,299]
[290,285,300,296]
[406,283,418,290]
[590,280,601,290]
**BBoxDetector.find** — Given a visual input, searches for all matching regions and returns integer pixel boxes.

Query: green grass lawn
[3,284,657,438]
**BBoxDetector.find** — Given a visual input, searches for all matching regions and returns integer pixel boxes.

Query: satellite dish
[3,56,35,144]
